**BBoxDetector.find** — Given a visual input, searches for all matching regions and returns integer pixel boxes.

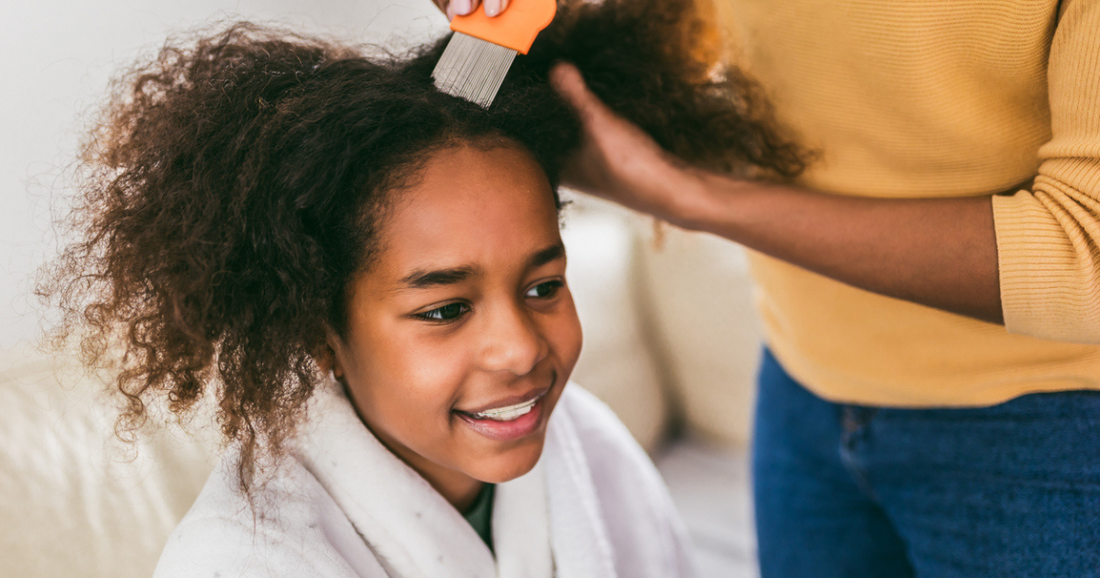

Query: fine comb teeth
[432,32,518,109]
[432,0,557,109]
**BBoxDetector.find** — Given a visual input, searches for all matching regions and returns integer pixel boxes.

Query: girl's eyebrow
[528,243,566,269]
[401,266,481,288]
[399,243,566,290]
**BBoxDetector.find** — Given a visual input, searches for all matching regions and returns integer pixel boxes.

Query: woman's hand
[432,0,510,20]
[549,62,711,229]
[550,62,1003,324]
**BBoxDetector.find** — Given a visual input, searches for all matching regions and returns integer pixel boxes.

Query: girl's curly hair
[41,0,806,480]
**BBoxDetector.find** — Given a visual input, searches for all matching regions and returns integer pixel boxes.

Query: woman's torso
[716,0,1100,405]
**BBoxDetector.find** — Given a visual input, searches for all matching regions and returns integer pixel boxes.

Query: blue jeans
[752,349,1100,577]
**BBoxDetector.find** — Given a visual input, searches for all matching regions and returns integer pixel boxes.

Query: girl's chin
[467,439,547,484]
[454,392,556,483]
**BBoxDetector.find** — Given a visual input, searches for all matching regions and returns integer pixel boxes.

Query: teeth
[471,396,541,421]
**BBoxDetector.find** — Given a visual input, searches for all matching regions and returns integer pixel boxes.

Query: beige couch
[0,196,764,578]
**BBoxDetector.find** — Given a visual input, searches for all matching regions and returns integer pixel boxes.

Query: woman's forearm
[550,61,1004,324]
[676,171,1003,324]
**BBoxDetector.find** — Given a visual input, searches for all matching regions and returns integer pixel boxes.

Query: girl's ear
[313,332,346,380]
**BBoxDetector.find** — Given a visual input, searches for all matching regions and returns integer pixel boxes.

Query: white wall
[0,0,450,351]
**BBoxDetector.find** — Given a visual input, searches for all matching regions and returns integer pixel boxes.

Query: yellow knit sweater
[715,0,1100,406]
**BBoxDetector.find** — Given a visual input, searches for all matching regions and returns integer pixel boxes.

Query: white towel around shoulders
[153,382,695,578]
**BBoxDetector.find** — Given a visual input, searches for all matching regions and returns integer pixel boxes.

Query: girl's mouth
[463,394,542,421]
[455,391,549,442]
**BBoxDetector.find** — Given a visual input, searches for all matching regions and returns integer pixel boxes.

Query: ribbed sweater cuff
[993,186,1100,343]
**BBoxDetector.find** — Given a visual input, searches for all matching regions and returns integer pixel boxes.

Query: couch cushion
[0,345,217,578]
[561,199,670,452]
[634,225,763,447]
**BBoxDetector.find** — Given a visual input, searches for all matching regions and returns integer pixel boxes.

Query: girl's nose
[479,302,549,376]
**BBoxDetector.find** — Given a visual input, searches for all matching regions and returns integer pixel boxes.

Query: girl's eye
[416,302,469,322]
[526,280,563,299]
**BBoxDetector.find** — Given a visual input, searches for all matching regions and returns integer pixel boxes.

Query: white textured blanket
[153,382,694,578]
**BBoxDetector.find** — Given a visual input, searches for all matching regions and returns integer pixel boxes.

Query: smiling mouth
[459,393,545,422]
[455,389,545,420]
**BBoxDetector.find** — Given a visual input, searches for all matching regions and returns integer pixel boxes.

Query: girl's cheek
[552,297,584,370]
[400,336,477,396]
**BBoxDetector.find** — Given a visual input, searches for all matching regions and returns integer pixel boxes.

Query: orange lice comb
[432,0,557,108]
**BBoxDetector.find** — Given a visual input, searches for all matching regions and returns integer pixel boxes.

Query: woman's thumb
[550,62,606,126]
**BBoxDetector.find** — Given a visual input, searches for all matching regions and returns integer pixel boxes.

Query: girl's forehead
[368,143,562,284]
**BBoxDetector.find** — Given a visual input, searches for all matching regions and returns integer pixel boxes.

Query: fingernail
[484,0,502,17]
[453,0,473,16]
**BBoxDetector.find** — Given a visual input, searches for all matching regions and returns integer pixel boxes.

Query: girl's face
[330,141,582,509]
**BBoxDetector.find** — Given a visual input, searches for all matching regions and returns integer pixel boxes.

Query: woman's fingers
[483,0,509,18]
[550,63,604,126]
[449,0,477,18]
[550,62,699,224]
[551,62,657,155]
[433,0,510,20]
[432,0,481,19]
[444,0,480,19]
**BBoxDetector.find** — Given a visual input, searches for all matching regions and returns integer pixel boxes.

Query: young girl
[43,0,804,576]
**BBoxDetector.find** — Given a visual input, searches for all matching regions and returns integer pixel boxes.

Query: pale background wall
[0,0,451,352]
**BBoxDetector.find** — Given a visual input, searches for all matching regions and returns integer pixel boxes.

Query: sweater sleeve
[993,0,1100,343]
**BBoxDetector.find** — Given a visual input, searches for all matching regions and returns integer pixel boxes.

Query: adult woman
[447,0,1100,575]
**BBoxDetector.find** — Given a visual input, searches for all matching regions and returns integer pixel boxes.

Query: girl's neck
[424,468,485,513]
